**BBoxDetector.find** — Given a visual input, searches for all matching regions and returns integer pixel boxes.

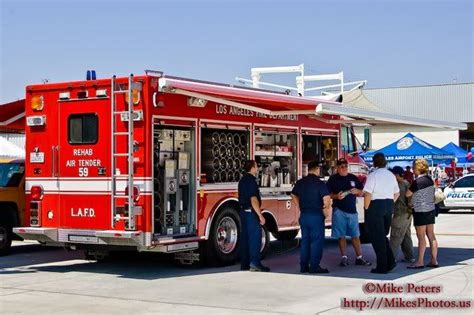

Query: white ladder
[111,74,135,230]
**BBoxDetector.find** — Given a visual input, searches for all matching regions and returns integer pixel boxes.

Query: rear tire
[271,229,299,241]
[203,207,271,266]
[205,207,241,266]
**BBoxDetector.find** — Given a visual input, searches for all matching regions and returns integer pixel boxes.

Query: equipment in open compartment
[153,126,195,237]
[201,129,249,184]
[254,131,297,189]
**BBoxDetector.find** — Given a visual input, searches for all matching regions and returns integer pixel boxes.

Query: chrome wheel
[261,227,267,252]
[0,226,7,247]
[216,217,238,254]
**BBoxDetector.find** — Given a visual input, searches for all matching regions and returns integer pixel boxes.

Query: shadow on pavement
[1,237,472,282]
[268,238,474,281]
[0,242,83,270]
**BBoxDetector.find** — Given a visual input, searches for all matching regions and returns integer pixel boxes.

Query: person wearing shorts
[406,158,438,269]
[327,158,371,267]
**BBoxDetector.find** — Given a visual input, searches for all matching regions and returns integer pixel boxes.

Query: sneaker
[355,257,372,266]
[339,256,349,267]
[388,262,397,272]
[249,265,270,272]
[309,266,329,274]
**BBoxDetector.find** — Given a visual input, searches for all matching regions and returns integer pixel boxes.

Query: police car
[440,174,474,212]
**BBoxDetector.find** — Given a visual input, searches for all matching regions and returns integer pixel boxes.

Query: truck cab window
[341,126,354,153]
[0,163,24,187]
[68,114,98,144]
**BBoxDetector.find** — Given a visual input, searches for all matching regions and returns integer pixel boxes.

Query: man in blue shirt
[327,158,371,267]
[291,161,332,273]
[238,160,270,272]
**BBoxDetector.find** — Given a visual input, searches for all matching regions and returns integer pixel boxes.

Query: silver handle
[51,146,59,177]
[51,146,56,177]
[153,92,158,107]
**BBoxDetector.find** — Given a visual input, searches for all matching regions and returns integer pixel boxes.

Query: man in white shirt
[363,153,400,274]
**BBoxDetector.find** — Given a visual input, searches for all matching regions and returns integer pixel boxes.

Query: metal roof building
[354,83,473,151]
[364,83,474,123]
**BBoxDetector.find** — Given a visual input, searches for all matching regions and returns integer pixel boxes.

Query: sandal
[426,263,439,268]
[407,265,424,269]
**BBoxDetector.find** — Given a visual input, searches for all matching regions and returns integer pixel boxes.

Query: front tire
[0,224,13,256]
[260,225,270,259]
[271,229,299,241]
[438,202,450,213]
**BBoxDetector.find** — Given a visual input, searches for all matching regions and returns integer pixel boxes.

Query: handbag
[434,188,446,204]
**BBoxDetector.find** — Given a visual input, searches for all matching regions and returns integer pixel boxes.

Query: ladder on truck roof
[111,74,138,230]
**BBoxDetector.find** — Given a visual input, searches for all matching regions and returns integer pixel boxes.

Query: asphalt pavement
[1,210,473,314]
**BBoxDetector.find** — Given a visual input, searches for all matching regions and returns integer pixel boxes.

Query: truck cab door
[58,98,111,230]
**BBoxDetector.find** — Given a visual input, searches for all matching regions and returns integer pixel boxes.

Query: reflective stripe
[25,179,153,193]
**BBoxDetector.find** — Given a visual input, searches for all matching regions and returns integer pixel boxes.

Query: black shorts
[413,210,436,227]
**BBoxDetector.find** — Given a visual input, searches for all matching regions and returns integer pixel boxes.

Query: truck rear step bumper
[13,227,200,253]
[13,227,58,243]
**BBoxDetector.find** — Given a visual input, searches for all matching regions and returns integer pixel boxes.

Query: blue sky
[1,0,472,103]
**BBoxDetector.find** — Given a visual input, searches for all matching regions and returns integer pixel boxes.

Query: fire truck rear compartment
[153,126,196,239]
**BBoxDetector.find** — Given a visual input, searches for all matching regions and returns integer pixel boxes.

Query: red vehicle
[14,72,368,264]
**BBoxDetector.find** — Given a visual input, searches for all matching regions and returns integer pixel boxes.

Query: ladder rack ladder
[111,74,136,230]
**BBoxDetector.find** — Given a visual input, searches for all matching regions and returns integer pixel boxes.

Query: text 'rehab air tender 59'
[15,69,396,265]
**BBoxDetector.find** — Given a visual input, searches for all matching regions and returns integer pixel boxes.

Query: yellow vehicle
[0,158,25,255]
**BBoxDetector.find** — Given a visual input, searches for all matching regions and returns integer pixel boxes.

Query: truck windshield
[0,163,24,187]
[341,126,364,154]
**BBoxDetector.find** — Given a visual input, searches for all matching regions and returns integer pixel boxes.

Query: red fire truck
[14,71,369,264]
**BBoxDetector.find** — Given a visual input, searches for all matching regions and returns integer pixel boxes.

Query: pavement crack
[0,286,292,314]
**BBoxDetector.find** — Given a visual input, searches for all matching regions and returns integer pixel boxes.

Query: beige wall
[354,125,459,150]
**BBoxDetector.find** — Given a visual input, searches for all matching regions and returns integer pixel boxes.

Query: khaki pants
[389,211,414,261]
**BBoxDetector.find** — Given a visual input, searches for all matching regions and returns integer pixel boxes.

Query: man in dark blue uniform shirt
[327,158,371,267]
[291,161,332,273]
[238,160,270,272]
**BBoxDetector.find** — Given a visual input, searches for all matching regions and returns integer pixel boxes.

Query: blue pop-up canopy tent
[440,142,473,167]
[361,133,455,164]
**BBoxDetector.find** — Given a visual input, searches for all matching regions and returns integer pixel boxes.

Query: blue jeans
[240,211,262,268]
[299,212,325,270]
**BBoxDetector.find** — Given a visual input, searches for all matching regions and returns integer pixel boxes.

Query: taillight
[30,201,41,226]
[31,185,44,200]
[125,186,140,202]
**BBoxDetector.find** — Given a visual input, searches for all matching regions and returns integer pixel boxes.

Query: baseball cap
[390,166,404,177]
[336,158,348,166]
